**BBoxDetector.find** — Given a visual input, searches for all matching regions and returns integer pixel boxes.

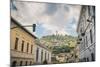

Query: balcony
[79,38,82,41]
[87,16,93,22]
[81,32,85,36]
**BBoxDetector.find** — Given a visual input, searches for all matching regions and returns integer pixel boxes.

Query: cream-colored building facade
[11,17,37,66]
[11,17,52,66]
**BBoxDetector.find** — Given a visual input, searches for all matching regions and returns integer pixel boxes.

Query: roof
[11,17,51,52]
[11,17,37,39]
[11,17,51,51]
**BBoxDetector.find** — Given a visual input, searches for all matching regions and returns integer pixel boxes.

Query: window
[90,30,93,43]
[92,6,95,30]
[25,61,28,66]
[27,43,29,52]
[87,58,89,62]
[88,6,91,15]
[83,58,86,62]
[14,37,19,50]
[20,61,23,66]
[30,61,32,65]
[48,53,49,60]
[91,53,95,61]
[80,28,82,33]
[92,6,95,17]
[45,52,47,60]
[36,48,39,62]
[21,40,24,52]
[41,50,43,62]
[12,61,17,66]
[86,36,88,47]
[83,38,85,49]
[31,45,33,53]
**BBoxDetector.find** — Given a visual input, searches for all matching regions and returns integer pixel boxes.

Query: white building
[77,5,95,62]
[33,40,52,64]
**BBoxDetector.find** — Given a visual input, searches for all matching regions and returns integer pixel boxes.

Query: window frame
[21,40,24,52]
[14,37,19,50]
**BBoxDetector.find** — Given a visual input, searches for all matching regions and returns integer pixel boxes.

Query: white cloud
[11,1,81,37]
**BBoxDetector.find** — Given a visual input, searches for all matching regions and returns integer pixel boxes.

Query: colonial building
[11,17,37,66]
[77,5,95,62]
[11,17,52,66]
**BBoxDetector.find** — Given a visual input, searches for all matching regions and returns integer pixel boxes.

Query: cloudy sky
[11,1,81,38]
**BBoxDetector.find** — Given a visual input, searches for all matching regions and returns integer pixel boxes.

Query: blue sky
[11,1,81,38]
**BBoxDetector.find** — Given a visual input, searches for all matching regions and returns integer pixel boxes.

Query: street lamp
[79,38,82,41]
[81,32,85,36]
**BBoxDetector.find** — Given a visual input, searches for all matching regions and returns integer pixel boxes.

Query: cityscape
[10,0,95,66]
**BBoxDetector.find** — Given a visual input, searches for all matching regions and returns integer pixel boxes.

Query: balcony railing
[81,32,85,36]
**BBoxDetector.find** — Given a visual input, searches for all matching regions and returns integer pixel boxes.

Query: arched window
[25,61,28,66]
[20,61,23,66]
[31,45,33,53]
[30,61,32,65]
[14,37,19,50]
[12,61,17,67]
[21,40,24,52]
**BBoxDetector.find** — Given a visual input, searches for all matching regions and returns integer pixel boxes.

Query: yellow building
[10,17,37,66]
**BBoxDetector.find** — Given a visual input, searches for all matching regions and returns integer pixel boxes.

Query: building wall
[11,20,52,66]
[77,6,95,62]
[11,21,36,66]
[33,44,52,64]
